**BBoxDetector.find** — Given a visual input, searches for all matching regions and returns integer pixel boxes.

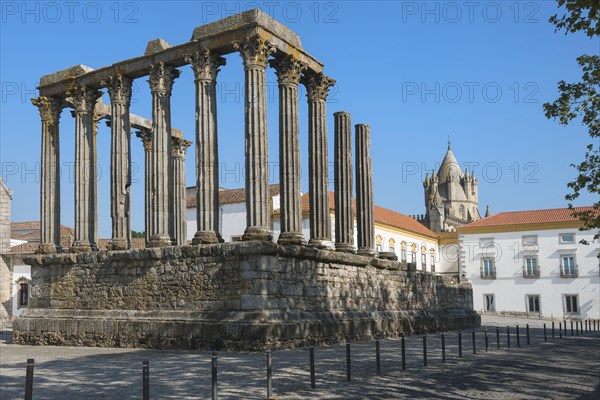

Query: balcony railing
[560,264,579,278]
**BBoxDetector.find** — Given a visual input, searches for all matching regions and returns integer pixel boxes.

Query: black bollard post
[401,336,406,371]
[559,322,563,338]
[516,325,520,347]
[544,323,547,342]
[211,352,218,400]
[564,320,567,336]
[376,340,381,376]
[472,331,476,355]
[586,320,589,334]
[142,360,149,400]
[266,351,272,400]
[496,327,500,350]
[25,359,34,400]
[346,341,352,381]
[422,335,427,367]
[507,326,511,348]
[571,320,574,336]
[484,328,489,352]
[552,321,555,339]
[458,331,463,358]
[526,324,530,345]
[441,333,446,362]
[309,347,316,389]
[576,320,579,336]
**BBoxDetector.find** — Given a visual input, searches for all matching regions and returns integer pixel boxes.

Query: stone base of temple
[192,231,223,245]
[36,243,59,254]
[335,243,356,254]
[277,232,306,246]
[13,241,480,350]
[242,227,273,241]
[70,241,97,253]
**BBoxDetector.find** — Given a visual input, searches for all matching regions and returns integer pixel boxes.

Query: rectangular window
[430,254,436,272]
[524,257,539,278]
[479,237,494,248]
[561,255,577,277]
[522,235,538,245]
[19,283,29,307]
[564,294,579,314]
[376,244,382,252]
[484,294,495,312]
[421,253,427,268]
[390,246,395,254]
[527,295,540,313]
[481,258,495,278]
[401,249,407,263]
[559,233,576,244]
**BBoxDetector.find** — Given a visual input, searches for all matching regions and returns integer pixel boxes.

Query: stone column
[135,129,152,245]
[234,38,275,241]
[70,85,102,252]
[186,50,226,244]
[302,73,336,249]
[147,62,180,247]
[32,97,63,254]
[270,56,306,245]
[171,136,192,246]
[334,111,355,253]
[104,74,133,250]
[355,124,374,256]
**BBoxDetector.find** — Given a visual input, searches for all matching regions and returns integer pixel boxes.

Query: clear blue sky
[1,0,598,237]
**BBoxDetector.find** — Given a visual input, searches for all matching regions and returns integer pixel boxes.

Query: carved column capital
[148,62,180,93]
[135,129,152,152]
[186,49,226,81]
[69,84,102,114]
[234,37,275,69]
[172,137,192,159]
[269,56,306,86]
[31,96,64,122]
[302,73,336,101]
[103,74,133,105]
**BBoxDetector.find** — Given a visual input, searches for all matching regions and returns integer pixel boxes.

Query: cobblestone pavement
[1,315,599,399]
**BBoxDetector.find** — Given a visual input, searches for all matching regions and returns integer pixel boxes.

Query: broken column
[355,123,374,256]
[334,111,355,253]
[270,55,306,245]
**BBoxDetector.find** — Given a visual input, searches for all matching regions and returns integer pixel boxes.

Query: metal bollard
[559,322,563,338]
[576,320,579,336]
[441,333,446,362]
[484,328,488,352]
[211,352,218,400]
[516,325,520,347]
[552,321,555,339]
[458,331,463,358]
[507,326,511,348]
[309,346,316,389]
[266,351,272,400]
[25,359,34,400]
[142,360,149,400]
[543,323,547,341]
[376,340,381,376]
[526,324,530,345]
[346,341,352,381]
[401,336,406,371]
[496,327,500,350]
[571,320,574,336]
[422,335,427,367]
[564,320,567,336]
[472,331,476,354]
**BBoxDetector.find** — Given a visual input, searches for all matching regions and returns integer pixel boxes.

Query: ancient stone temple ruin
[14,10,479,349]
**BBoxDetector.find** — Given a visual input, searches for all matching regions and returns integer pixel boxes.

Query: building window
[523,257,540,278]
[18,283,29,308]
[459,205,465,219]
[389,239,395,254]
[481,258,495,279]
[559,233,576,244]
[430,252,436,273]
[522,235,538,245]
[376,235,383,252]
[401,241,407,262]
[410,243,417,264]
[421,253,427,269]
[484,294,495,313]
[564,294,579,314]
[527,294,540,313]
[560,255,578,278]
[479,237,494,248]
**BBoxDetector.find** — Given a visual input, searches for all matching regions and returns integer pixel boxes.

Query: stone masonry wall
[14,242,479,349]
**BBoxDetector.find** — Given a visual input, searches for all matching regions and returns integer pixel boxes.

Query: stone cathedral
[422,143,481,232]
[14,10,479,350]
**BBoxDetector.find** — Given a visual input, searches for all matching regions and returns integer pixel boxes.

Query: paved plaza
[1,315,599,399]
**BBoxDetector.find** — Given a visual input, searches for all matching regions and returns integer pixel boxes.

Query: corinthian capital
[103,74,133,105]
[185,49,226,81]
[148,62,181,93]
[234,37,275,69]
[135,129,152,151]
[172,137,193,159]
[69,84,102,114]
[302,73,336,101]
[31,96,64,122]
[269,56,306,86]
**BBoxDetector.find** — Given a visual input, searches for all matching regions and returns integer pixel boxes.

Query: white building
[458,207,599,319]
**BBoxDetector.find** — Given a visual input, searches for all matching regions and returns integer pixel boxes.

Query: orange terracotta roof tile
[187,184,280,208]
[460,206,596,228]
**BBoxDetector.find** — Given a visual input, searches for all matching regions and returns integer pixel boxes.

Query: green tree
[544,0,599,242]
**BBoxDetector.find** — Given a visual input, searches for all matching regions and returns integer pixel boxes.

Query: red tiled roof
[11,222,74,236]
[187,184,280,208]
[460,206,596,228]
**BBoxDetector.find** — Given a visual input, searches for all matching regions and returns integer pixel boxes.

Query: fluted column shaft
[148,62,180,247]
[32,97,63,254]
[105,74,133,250]
[172,138,192,246]
[235,38,274,241]
[355,124,374,256]
[303,73,336,249]
[187,50,226,244]
[135,130,152,245]
[334,112,355,253]
[71,85,102,252]
[270,56,305,245]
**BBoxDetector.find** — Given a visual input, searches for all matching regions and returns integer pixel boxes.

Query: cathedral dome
[437,145,463,182]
